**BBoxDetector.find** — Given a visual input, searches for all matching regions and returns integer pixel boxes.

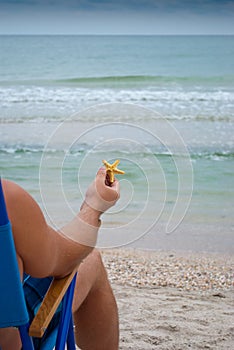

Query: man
[0,168,120,350]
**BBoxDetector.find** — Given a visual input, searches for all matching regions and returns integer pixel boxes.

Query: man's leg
[72,249,119,350]
[0,328,21,350]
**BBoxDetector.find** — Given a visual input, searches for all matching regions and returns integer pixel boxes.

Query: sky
[0,0,234,35]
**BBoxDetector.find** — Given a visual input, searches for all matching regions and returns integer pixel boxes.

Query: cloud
[1,0,234,13]
[0,0,234,34]
[0,0,234,16]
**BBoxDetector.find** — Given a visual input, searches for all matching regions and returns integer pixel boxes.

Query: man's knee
[86,249,111,290]
[78,249,106,282]
[89,249,106,275]
[90,249,102,264]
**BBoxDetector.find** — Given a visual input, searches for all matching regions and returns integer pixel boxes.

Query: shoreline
[102,248,233,291]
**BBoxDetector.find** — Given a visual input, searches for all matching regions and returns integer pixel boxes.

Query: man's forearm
[60,202,101,247]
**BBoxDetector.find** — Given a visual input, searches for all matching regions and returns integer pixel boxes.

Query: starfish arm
[114,168,125,175]
[102,159,110,168]
[112,159,120,168]
[107,169,115,183]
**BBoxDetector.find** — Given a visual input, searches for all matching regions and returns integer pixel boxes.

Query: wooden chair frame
[29,269,77,338]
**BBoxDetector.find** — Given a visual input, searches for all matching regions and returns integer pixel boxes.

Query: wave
[0,113,233,124]
[0,114,233,124]
[57,75,159,84]
[57,74,234,86]
[2,88,234,103]
[0,146,46,154]
[0,81,233,124]
[1,74,234,87]
[1,144,233,161]
[191,151,234,161]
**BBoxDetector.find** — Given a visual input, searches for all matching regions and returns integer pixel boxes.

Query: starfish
[102,159,125,185]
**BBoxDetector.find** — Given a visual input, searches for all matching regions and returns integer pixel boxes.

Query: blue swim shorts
[23,274,61,349]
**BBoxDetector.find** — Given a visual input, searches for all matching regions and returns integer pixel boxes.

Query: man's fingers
[97,167,106,177]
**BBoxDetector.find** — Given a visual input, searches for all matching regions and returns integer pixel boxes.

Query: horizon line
[0,33,234,36]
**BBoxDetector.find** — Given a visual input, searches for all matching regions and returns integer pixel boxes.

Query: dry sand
[102,249,234,350]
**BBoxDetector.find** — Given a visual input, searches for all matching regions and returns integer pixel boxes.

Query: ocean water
[0,35,233,252]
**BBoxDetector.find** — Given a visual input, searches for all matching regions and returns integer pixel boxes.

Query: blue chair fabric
[0,178,77,350]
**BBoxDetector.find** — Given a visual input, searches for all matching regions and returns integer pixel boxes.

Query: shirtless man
[0,168,120,350]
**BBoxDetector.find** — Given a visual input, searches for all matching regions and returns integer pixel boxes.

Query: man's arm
[2,168,119,278]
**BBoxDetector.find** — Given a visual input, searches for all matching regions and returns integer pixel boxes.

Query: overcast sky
[0,0,234,35]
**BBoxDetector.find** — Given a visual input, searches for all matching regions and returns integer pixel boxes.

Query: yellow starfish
[102,159,125,184]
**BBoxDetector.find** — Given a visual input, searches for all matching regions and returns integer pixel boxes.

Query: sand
[102,249,234,350]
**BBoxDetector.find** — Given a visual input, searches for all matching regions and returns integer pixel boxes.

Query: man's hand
[62,167,120,247]
[82,167,120,215]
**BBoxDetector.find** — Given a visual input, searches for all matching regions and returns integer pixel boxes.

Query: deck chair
[0,178,77,350]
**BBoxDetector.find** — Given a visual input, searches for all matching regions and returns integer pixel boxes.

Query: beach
[102,249,233,350]
[0,35,233,349]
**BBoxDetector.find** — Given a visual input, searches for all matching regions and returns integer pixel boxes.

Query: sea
[0,35,233,253]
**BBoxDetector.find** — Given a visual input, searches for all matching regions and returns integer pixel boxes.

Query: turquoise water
[0,35,233,252]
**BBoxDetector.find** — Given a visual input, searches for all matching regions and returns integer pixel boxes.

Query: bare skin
[0,168,119,350]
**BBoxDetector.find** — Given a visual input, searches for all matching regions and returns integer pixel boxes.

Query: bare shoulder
[2,178,25,198]
[2,179,46,227]
[3,179,36,205]
[2,179,57,277]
